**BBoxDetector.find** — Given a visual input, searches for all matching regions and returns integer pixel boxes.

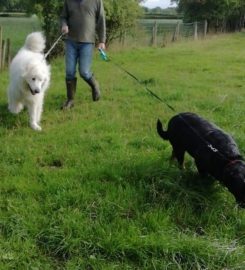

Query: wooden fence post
[152,21,157,46]
[7,38,11,66]
[194,21,198,40]
[1,39,6,69]
[172,21,180,42]
[0,27,11,71]
[0,26,2,70]
[204,20,208,37]
[119,30,125,47]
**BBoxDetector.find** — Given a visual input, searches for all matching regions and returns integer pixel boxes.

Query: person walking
[60,0,106,109]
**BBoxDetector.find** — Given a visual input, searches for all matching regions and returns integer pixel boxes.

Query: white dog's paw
[8,103,24,114]
[30,122,42,131]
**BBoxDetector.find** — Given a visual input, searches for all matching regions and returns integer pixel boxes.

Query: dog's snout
[30,89,40,95]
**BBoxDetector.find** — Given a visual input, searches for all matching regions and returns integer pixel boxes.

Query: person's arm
[96,0,106,48]
[60,0,69,34]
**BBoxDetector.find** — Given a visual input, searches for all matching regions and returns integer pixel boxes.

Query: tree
[104,0,142,45]
[0,0,24,11]
[171,0,245,31]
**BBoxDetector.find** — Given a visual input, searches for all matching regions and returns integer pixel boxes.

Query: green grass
[0,33,245,269]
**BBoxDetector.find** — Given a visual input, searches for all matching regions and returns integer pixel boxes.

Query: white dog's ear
[22,61,38,79]
[44,64,51,80]
[44,62,51,74]
[41,78,47,88]
[21,64,33,80]
[21,69,28,79]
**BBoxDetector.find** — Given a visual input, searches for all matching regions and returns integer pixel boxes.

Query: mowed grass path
[0,34,245,269]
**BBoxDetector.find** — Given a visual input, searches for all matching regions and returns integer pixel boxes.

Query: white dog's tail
[24,32,46,53]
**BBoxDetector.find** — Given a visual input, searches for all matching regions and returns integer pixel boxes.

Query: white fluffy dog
[7,32,50,131]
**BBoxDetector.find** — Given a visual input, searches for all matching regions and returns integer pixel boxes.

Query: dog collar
[225,159,240,169]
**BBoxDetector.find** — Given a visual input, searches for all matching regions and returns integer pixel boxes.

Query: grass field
[0,33,245,269]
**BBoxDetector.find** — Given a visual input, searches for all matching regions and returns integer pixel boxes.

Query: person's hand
[61,25,69,34]
[98,43,106,50]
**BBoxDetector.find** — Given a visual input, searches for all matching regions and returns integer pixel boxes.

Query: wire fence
[0,17,207,71]
[115,20,207,48]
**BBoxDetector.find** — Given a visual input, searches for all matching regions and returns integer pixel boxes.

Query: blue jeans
[65,39,94,81]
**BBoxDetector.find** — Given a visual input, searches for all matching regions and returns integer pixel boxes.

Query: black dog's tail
[157,119,169,140]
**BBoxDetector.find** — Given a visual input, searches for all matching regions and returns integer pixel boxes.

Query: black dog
[157,112,245,207]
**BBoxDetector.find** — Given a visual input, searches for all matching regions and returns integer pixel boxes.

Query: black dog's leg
[172,147,185,169]
[169,150,176,166]
[195,159,208,177]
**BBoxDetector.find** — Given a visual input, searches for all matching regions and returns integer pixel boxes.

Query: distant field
[139,18,182,25]
[0,16,41,55]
